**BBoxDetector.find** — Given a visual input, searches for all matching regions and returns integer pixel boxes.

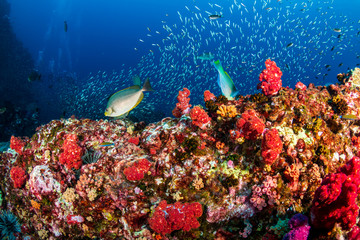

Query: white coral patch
[29,165,61,200]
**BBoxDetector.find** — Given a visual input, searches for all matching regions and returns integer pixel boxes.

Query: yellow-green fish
[105,76,154,117]
[213,60,238,100]
[340,114,358,120]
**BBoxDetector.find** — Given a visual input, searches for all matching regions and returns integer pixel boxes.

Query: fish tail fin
[213,60,224,72]
[133,75,141,86]
[142,78,154,91]
[230,90,240,99]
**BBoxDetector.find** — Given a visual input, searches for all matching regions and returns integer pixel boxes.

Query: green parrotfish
[213,60,239,100]
[105,76,154,118]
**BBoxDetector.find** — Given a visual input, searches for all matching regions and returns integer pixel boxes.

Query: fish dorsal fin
[224,71,237,90]
[133,76,141,86]
[108,85,141,99]
[224,71,234,82]
[129,92,144,111]
[142,78,154,91]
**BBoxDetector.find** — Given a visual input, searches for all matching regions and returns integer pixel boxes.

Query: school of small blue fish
[60,0,360,123]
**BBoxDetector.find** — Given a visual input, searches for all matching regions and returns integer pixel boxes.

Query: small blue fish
[213,60,239,100]
[197,52,214,61]
[209,14,223,20]
[98,142,115,147]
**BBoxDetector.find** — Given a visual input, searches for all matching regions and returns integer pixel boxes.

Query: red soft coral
[123,158,152,181]
[172,88,191,118]
[349,226,360,240]
[59,134,83,170]
[295,81,307,91]
[204,90,216,102]
[190,106,211,129]
[261,128,283,165]
[236,110,265,140]
[257,59,282,96]
[148,200,202,235]
[10,166,27,188]
[128,137,140,145]
[310,156,360,230]
[10,136,26,155]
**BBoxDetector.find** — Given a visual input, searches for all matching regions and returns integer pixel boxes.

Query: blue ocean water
[1,0,360,140]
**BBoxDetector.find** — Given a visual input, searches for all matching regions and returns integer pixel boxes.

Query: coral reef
[2,67,360,239]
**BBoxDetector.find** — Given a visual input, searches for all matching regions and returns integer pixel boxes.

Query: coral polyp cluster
[2,65,360,239]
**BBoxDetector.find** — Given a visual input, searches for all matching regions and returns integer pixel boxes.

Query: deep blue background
[8,0,189,76]
[8,0,359,77]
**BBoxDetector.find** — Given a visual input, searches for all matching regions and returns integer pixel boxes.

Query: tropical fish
[28,70,41,82]
[209,14,223,20]
[213,60,238,100]
[286,42,294,48]
[0,107,6,114]
[340,114,358,120]
[333,28,341,32]
[64,21,68,32]
[197,52,214,61]
[105,76,154,117]
[98,142,115,147]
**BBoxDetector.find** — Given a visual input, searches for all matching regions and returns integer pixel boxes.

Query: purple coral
[282,213,310,240]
